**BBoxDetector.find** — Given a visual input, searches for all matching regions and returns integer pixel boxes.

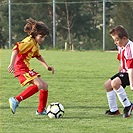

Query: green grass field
[0,50,133,133]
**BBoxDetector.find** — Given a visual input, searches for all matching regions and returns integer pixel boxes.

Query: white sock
[106,90,118,112]
[115,86,131,107]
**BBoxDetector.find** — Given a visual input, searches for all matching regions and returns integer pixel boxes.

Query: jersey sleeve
[117,53,120,61]
[12,36,41,58]
[12,42,19,52]
[117,46,121,61]
[126,59,133,69]
[32,48,41,58]
[125,42,133,68]
[13,36,35,54]
[13,42,33,54]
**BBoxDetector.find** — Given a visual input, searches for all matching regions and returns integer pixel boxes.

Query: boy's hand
[48,66,54,74]
[8,65,15,73]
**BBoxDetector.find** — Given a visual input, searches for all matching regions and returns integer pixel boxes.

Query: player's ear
[123,36,127,40]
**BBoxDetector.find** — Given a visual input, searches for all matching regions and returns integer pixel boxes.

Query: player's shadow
[0,106,36,109]
[0,105,124,119]
[65,105,108,109]
[62,105,123,119]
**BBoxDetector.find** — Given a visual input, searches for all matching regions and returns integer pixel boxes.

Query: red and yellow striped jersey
[13,35,41,77]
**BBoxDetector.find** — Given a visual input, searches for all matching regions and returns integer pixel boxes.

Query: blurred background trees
[0,0,133,50]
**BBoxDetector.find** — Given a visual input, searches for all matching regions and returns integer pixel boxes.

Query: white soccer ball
[46,102,64,119]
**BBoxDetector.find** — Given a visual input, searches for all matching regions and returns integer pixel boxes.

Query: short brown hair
[24,18,49,37]
[109,25,128,39]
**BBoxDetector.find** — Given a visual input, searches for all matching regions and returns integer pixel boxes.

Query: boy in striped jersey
[104,25,133,118]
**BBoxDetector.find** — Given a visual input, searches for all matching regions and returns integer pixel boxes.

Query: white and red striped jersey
[117,40,133,73]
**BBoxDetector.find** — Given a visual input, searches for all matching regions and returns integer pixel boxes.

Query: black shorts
[110,72,130,88]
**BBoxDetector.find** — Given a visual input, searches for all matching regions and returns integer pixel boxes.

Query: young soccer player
[8,18,54,115]
[104,25,133,118]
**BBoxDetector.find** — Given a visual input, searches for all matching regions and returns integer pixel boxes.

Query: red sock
[15,85,39,102]
[38,89,48,113]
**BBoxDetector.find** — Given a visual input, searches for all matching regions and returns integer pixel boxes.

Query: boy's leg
[111,77,132,118]
[115,85,131,107]
[106,90,118,112]
[115,86,132,118]
[104,79,119,114]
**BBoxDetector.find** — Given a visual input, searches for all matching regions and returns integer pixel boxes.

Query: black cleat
[123,104,133,118]
[105,109,120,115]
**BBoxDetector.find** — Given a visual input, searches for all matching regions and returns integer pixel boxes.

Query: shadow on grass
[0,105,124,120]
[62,105,124,119]
[0,106,37,109]
[62,113,123,119]
[65,105,108,109]
[0,105,124,110]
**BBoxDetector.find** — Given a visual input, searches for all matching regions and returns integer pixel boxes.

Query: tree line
[0,0,133,50]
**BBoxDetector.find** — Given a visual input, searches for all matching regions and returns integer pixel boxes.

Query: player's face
[35,34,47,44]
[111,34,127,47]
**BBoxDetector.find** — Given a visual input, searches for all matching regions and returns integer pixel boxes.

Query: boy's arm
[118,64,123,72]
[127,59,133,91]
[8,50,18,73]
[117,51,122,72]
[128,69,133,91]
[36,55,54,74]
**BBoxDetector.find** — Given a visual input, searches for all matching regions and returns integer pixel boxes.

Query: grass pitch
[0,50,133,133]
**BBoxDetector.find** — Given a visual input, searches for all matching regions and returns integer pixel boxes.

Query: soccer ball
[47,102,64,118]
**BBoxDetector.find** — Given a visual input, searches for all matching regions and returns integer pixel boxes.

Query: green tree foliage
[105,2,133,50]
[0,0,133,50]
[0,0,53,48]
[113,2,133,39]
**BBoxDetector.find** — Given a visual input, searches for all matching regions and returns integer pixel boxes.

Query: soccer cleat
[36,110,47,115]
[9,97,19,114]
[123,104,133,118]
[105,109,120,115]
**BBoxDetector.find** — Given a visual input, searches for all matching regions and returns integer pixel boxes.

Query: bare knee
[111,78,121,90]
[104,79,113,92]
[32,77,48,90]
[43,82,48,90]
[36,82,48,90]
[104,81,110,89]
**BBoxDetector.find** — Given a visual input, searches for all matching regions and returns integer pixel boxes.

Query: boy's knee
[104,82,108,89]
[111,79,121,90]
[104,80,112,92]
